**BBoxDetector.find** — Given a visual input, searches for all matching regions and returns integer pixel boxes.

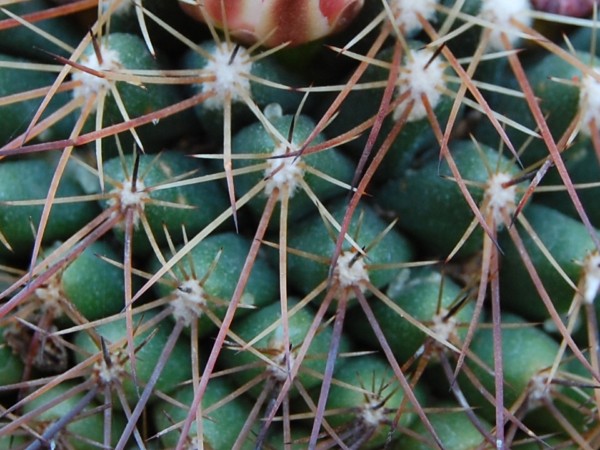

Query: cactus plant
[2,1,600,449]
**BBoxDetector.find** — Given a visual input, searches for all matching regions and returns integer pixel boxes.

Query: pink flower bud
[531,0,599,17]
[180,0,365,47]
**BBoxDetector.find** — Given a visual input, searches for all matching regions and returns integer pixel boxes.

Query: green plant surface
[1,1,600,449]
[152,377,255,450]
[348,267,475,364]
[394,402,492,450]
[99,150,229,254]
[311,353,427,449]
[151,231,279,338]
[19,380,127,450]
[219,298,352,399]
[0,156,98,258]
[73,310,193,406]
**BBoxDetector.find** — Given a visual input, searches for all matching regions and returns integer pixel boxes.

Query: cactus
[1,1,600,449]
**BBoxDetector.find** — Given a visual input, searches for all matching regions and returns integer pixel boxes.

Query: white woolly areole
[34,275,64,317]
[361,396,387,427]
[484,172,516,225]
[108,178,148,227]
[267,349,295,382]
[186,437,200,450]
[72,46,122,109]
[201,43,252,110]
[264,142,305,200]
[94,352,126,386]
[171,279,207,326]
[389,0,437,35]
[35,275,61,303]
[527,371,552,409]
[334,251,370,293]
[266,326,295,382]
[479,0,532,51]
[394,48,446,122]
[431,309,458,345]
[578,68,600,136]
[582,252,600,304]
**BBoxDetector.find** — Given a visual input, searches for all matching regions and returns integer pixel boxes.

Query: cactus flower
[179,0,364,47]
